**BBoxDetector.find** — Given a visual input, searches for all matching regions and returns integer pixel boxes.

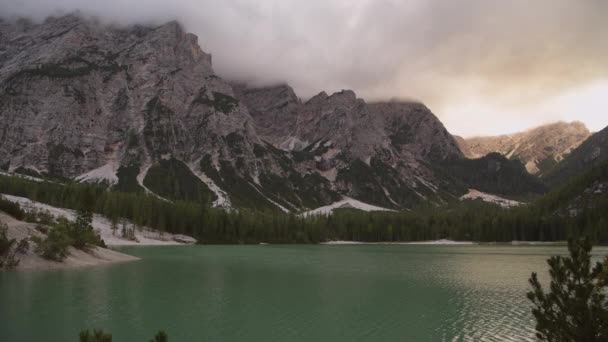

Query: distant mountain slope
[541,126,608,188]
[437,153,547,198]
[456,122,591,175]
[534,160,608,219]
[234,83,478,208]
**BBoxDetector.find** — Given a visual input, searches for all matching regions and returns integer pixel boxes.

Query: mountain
[541,126,608,188]
[232,84,471,207]
[533,159,608,223]
[0,15,544,211]
[437,153,547,198]
[456,122,591,175]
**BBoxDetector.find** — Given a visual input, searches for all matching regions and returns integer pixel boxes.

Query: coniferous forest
[0,160,607,244]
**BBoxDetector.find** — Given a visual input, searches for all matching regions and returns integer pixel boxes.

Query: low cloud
[1,0,607,135]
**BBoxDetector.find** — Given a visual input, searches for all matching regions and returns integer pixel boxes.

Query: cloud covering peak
[2,0,607,135]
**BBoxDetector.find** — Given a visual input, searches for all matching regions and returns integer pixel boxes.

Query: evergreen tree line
[0,161,606,244]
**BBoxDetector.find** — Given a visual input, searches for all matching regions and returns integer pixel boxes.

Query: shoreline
[321,239,476,245]
[1,194,197,247]
[1,212,139,272]
[13,246,140,272]
[319,239,569,246]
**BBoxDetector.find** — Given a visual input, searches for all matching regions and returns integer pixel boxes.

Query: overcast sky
[2,0,607,137]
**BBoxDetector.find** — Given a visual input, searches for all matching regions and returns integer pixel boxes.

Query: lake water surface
[2,244,606,341]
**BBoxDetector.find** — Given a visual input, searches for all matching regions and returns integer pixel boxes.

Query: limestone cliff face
[231,84,301,148]
[369,101,463,162]
[456,122,591,174]
[0,15,544,211]
[234,85,466,207]
[0,15,261,178]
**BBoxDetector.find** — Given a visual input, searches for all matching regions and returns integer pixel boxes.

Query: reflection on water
[2,245,606,341]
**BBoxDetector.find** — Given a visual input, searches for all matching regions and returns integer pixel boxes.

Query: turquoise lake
[2,244,605,341]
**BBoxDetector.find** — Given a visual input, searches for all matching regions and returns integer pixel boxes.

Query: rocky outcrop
[456,122,591,174]
[234,84,467,208]
[369,101,463,162]
[0,15,255,175]
[0,15,294,209]
[231,83,301,148]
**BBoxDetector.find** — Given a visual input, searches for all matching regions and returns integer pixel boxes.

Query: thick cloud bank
[1,0,607,135]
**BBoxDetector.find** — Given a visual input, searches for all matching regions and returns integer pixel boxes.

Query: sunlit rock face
[456,121,591,175]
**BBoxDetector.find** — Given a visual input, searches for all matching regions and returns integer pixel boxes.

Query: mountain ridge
[456,121,591,175]
[0,14,546,211]
[541,126,608,187]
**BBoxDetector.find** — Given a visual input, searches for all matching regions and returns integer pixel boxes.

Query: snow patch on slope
[75,163,118,185]
[302,197,395,217]
[248,182,290,213]
[460,189,522,208]
[280,136,309,151]
[415,176,438,193]
[0,171,45,183]
[188,163,232,209]
[382,186,400,206]
[319,167,338,182]
[0,194,195,246]
[136,163,170,202]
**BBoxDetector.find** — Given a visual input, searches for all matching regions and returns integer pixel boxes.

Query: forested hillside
[437,153,547,198]
[1,160,606,244]
[542,126,608,187]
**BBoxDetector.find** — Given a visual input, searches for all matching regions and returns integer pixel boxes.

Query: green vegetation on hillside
[144,158,215,205]
[439,153,547,197]
[31,208,106,261]
[31,220,74,261]
[114,164,144,193]
[0,160,606,244]
[0,196,25,220]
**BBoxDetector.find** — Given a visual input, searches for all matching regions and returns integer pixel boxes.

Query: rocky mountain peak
[0,14,251,177]
[369,101,463,161]
[328,89,357,102]
[232,83,300,109]
[457,121,592,174]
[231,83,301,146]
[305,91,329,105]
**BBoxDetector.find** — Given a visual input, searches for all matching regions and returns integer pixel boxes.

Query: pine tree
[129,226,136,241]
[0,221,19,269]
[121,220,128,239]
[110,217,118,236]
[527,238,608,341]
[72,208,95,249]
